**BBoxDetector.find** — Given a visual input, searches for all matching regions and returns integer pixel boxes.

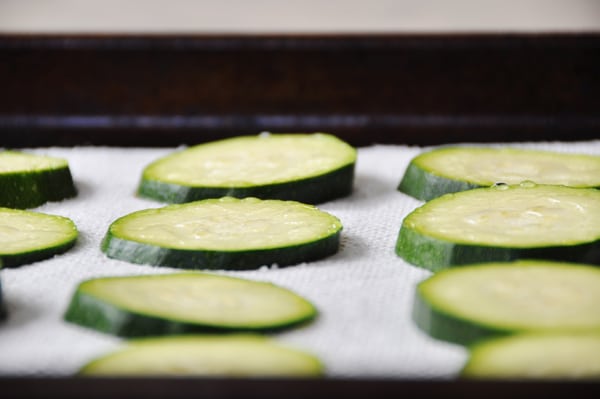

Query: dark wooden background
[1,33,599,147]
[1,377,599,399]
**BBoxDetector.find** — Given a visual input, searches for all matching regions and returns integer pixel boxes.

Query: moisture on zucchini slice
[412,260,600,346]
[137,133,356,204]
[461,332,600,380]
[398,146,600,201]
[64,273,317,337]
[102,197,342,270]
[79,335,324,377]
[0,151,77,208]
[396,184,600,271]
[0,208,78,268]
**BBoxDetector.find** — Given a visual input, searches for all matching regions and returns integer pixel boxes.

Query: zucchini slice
[64,273,317,336]
[413,260,600,346]
[0,150,77,208]
[462,332,600,380]
[137,133,356,204]
[396,184,600,271]
[102,197,342,270]
[79,335,324,377]
[0,208,78,268]
[398,146,600,201]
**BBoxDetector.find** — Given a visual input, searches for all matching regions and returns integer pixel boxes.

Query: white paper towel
[0,140,598,377]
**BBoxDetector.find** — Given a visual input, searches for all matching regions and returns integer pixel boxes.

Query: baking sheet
[1,140,598,377]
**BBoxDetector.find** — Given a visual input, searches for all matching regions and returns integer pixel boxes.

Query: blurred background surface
[1,0,600,33]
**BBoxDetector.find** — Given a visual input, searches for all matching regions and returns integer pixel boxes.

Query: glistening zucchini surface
[64,273,316,337]
[0,208,78,268]
[0,151,77,208]
[137,133,356,204]
[396,184,600,271]
[398,146,600,200]
[462,332,600,380]
[102,197,342,270]
[79,335,324,377]
[413,260,600,346]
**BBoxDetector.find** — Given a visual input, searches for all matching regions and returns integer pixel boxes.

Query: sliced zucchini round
[137,133,356,204]
[64,273,317,336]
[396,184,600,271]
[102,197,342,270]
[398,146,600,201]
[413,260,600,346]
[79,335,324,377]
[0,150,77,208]
[461,332,600,380]
[0,207,78,268]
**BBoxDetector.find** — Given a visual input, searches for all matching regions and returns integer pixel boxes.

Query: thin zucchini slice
[79,335,324,377]
[0,208,78,268]
[398,146,600,201]
[0,151,77,208]
[413,260,600,346]
[102,197,342,270]
[462,332,600,380]
[137,133,356,204]
[396,184,600,271]
[64,273,317,336]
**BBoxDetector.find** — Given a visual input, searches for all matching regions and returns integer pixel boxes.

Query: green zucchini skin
[397,226,600,272]
[396,184,600,271]
[461,333,600,379]
[398,162,480,201]
[64,290,316,338]
[138,163,355,205]
[412,291,511,346]
[101,231,340,270]
[0,166,77,209]
[412,261,600,346]
[0,208,78,268]
[398,146,600,201]
[78,335,324,376]
[1,238,77,269]
[64,273,318,338]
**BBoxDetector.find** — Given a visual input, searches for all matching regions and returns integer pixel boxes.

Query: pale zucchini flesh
[0,151,77,208]
[462,333,600,379]
[64,273,317,336]
[137,133,356,204]
[102,197,342,270]
[396,184,600,271]
[79,335,324,377]
[0,207,78,268]
[398,146,600,200]
[413,260,600,346]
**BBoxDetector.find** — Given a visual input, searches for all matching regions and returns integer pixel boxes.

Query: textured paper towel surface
[0,140,598,377]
